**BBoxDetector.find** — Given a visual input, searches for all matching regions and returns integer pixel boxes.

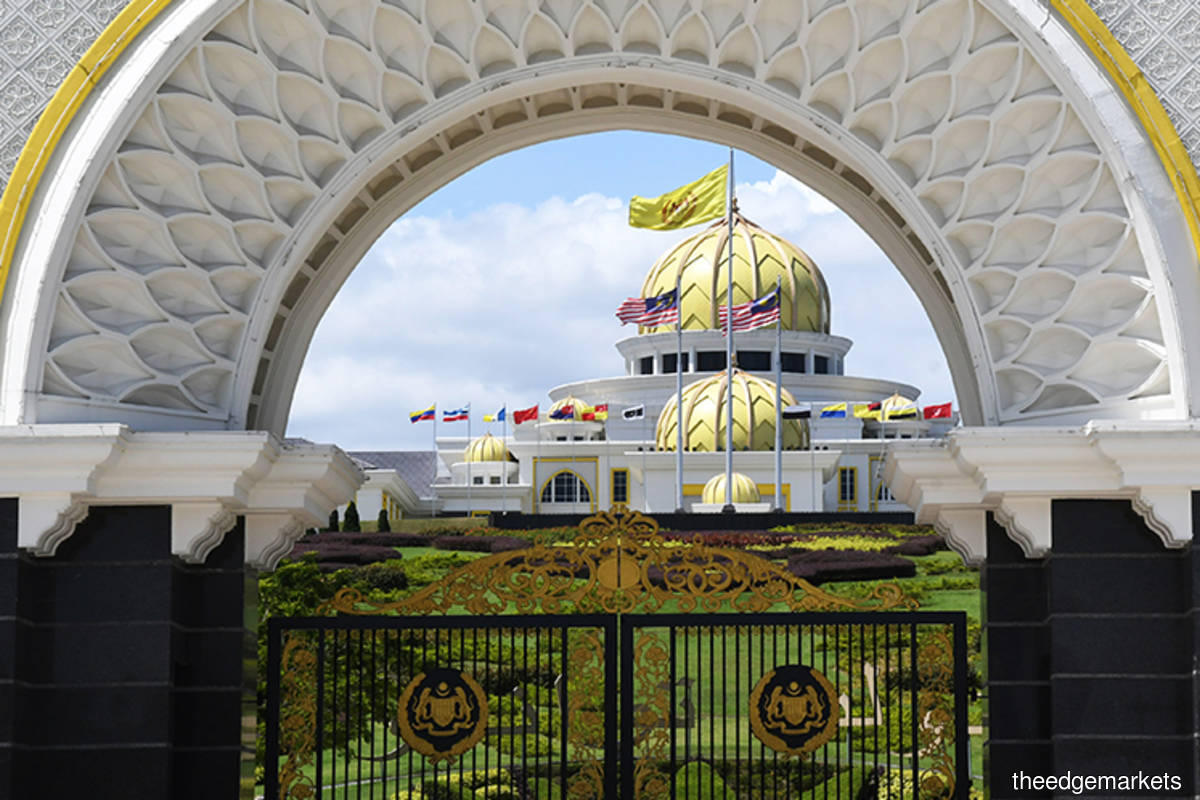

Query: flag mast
[675,270,684,512]
[501,403,507,518]
[774,276,783,512]
[465,405,471,517]
[724,148,736,512]
[431,407,438,518]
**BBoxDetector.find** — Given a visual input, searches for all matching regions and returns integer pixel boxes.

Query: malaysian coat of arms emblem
[749,664,840,756]
[397,668,488,762]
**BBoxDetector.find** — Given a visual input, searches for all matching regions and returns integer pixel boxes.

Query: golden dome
[464,433,512,462]
[656,369,809,451]
[546,396,592,422]
[701,472,761,504]
[639,212,830,334]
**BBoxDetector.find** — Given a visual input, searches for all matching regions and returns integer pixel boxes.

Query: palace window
[541,471,591,504]
[838,467,857,510]
[472,476,484,485]
[814,355,830,374]
[612,469,629,504]
[737,350,771,370]
[662,352,689,373]
[639,356,654,375]
[781,352,806,373]
[697,351,726,371]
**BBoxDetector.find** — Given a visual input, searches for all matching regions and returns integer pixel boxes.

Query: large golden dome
[464,432,513,462]
[640,212,830,334]
[655,369,809,451]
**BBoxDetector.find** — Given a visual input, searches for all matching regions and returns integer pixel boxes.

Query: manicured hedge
[786,549,916,584]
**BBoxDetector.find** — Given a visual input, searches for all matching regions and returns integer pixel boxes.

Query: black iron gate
[266,610,968,799]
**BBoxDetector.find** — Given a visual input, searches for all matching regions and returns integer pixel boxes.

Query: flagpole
[501,404,507,519]
[642,411,648,512]
[466,405,471,518]
[535,408,541,514]
[774,277,783,512]
[810,401,817,512]
[724,147,735,512]
[431,407,438,518]
[675,270,684,513]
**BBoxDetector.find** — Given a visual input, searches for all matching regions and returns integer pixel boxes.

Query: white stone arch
[2,0,1197,437]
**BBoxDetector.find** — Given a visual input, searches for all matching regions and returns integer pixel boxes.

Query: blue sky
[286,131,956,451]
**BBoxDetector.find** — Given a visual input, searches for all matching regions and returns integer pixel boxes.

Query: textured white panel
[0,0,1186,430]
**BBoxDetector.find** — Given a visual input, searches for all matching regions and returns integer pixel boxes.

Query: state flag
[409,404,435,423]
[483,407,506,423]
[820,402,847,418]
[549,404,575,420]
[854,403,879,420]
[923,402,952,419]
[881,394,917,420]
[783,405,811,419]
[512,405,538,424]
[443,405,469,422]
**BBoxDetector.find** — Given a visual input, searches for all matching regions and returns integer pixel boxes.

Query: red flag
[923,402,952,419]
[512,405,539,424]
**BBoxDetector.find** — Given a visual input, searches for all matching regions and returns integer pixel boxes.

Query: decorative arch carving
[2,0,1195,433]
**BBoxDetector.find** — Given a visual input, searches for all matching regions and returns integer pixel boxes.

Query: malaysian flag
[717,287,781,333]
[615,288,679,326]
[442,405,469,422]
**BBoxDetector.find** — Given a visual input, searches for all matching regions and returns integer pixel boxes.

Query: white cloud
[287,172,957,450]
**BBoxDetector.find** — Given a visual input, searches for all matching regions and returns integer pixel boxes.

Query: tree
[377,508,391,532]
[343,501,361,532]
[327,508,339,532]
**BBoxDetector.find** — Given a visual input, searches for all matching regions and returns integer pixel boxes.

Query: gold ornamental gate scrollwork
[272,505,962,799]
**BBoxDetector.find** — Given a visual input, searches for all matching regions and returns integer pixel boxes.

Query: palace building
[348,213,957,520]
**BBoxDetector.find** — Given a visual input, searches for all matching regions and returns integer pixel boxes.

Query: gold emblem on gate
[749,665,839,755]
[397,668,488,762]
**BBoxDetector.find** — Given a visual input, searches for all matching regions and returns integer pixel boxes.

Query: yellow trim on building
[0,0,171,286]
[681,482,791,511]
[837,466,857,512]
[537,468,596,514]
[532,456,599,514]
[1052,0,1200,261]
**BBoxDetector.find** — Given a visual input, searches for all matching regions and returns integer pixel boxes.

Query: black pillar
[0,502,248,799]
[985,498,1197,797]
[983,511,1051,796]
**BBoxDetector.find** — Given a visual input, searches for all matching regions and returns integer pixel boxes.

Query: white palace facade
[350,213,957,521]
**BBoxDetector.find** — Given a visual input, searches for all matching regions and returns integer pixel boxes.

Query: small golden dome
[701,472,761,504]
[639,212,830,334]
[655,369,809,451]
[546,395,592,422]
[464,432,512,462]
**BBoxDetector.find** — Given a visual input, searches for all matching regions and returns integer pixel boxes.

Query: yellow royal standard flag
[629,164,729,230]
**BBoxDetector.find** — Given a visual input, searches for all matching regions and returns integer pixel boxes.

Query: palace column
[886,423,1200,798]
[0,425,360,800]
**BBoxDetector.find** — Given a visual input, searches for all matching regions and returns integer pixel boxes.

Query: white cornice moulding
[172,502,238,565]
[886,423,1200,560]
[244,513,308,571]
[933,509,987,566]
[0,425,362,563]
